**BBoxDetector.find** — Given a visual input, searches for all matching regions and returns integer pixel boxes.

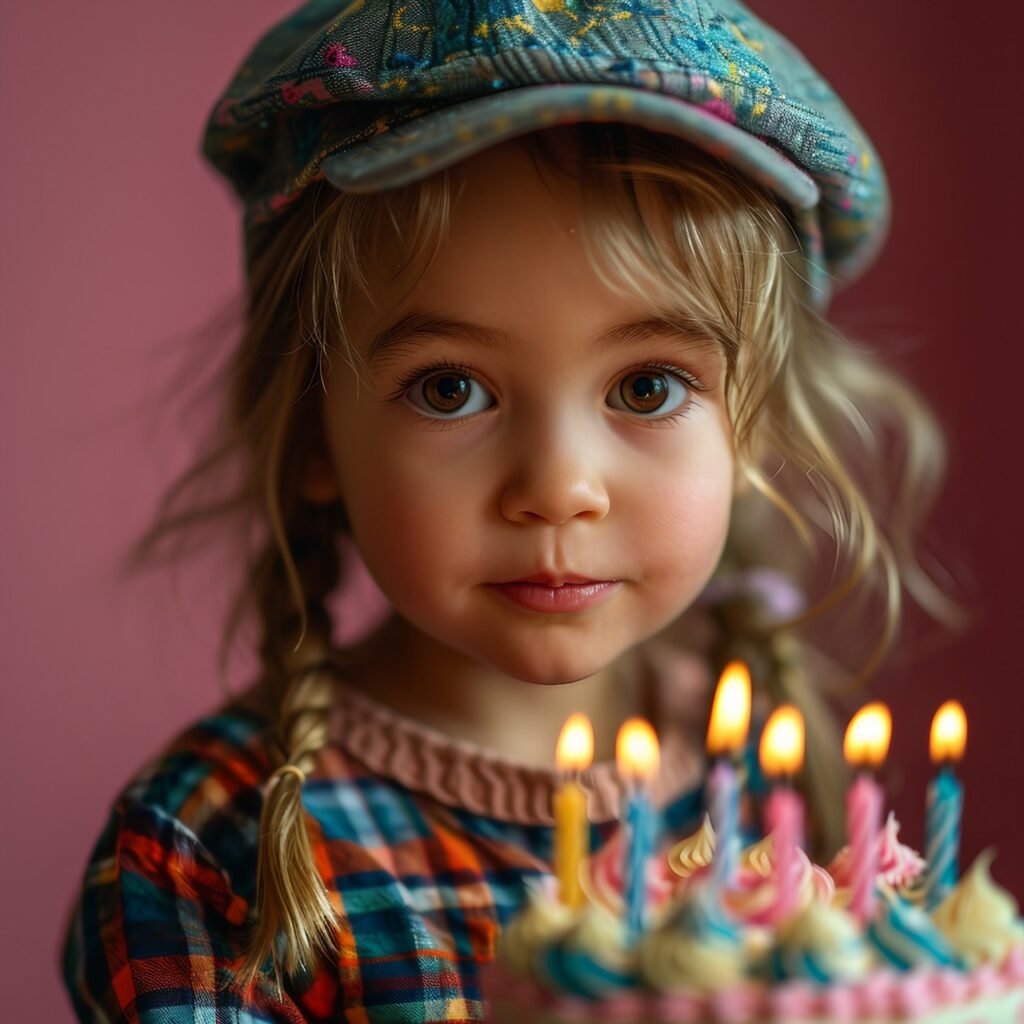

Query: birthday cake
[483,813,1024,1023]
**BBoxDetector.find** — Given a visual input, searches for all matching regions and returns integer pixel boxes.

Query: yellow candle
[554,713,593,907]
[554,779,587,907]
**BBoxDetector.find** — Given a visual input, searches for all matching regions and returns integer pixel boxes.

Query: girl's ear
[301,454,342,505]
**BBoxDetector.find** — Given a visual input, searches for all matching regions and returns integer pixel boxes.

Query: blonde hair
[124,122,968,996]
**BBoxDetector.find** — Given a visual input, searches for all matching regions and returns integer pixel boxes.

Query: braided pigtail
[218,316,351,995]
[231,489,348,996]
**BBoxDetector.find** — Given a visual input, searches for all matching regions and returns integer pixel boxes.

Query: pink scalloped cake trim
[482,944,1024,1021]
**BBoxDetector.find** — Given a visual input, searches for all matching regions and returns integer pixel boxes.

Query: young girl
[61,0,965,1020]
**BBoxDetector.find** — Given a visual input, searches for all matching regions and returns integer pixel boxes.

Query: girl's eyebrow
[364,309,726,365]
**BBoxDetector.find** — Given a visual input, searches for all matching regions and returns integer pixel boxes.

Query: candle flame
[843,702,892,768]
[706,660,752,756]
[930,700,967,763]
[556,712,594,771]
[759,704,804,777]
[615,717,660,780]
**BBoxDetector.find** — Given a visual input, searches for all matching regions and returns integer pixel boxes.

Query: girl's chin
[478,648,625,687]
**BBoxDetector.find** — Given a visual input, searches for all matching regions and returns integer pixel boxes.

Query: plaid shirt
[61,701,721,1023]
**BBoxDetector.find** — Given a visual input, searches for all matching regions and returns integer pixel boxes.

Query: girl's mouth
[485,580,621,613]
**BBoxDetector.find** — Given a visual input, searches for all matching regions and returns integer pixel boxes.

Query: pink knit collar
[323,647,708,826]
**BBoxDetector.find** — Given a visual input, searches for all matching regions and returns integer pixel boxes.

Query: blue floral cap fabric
[202,0,890,310]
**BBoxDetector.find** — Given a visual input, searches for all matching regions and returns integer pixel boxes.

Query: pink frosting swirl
[828,811,925,891]
[583,829,677,917]
[721,835,835,927]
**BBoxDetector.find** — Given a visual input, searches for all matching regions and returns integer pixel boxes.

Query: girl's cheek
[632,471,733,571]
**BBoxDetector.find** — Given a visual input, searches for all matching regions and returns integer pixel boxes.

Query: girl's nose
[498,422,611,526]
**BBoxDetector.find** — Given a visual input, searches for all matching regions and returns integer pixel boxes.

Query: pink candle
[764,784,804,923]
[846,774,883,920]
[759,705,806,927]
[843,703,892,923]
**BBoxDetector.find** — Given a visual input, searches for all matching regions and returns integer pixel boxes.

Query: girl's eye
[607,367,694,417]
[406,367,495,418]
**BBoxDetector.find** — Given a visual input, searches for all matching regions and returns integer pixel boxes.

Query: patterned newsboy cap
[202,0,890,309]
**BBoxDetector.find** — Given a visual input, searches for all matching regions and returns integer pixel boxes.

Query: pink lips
[486,577,621,613]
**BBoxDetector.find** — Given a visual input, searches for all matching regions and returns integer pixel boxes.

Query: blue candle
[708,758,740,890]
[624,789,656,939]
[924,765,963,909]
[705,662,751,894]
[924,700,967,911]
[616,717,660,943]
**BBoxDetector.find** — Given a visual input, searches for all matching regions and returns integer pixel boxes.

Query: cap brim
[322,83,819,213]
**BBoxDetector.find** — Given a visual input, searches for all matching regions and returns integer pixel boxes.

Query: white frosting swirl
[769,901,873,983]
[537,900,639,997]
[497,882,575,979]
[931,849,1024,967]
[640,882,746,993]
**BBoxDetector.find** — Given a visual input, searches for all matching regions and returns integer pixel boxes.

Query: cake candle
[705,661,752,893]
[553,713,593,908]
[616,717,660,942]
[924,700,967,910]
[842,702,892,924]
[759,704,805,925]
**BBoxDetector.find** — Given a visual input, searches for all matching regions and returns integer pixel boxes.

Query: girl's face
[319,136,736,686]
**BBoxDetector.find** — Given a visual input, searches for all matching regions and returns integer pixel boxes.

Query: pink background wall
[3,2,1022,1018]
